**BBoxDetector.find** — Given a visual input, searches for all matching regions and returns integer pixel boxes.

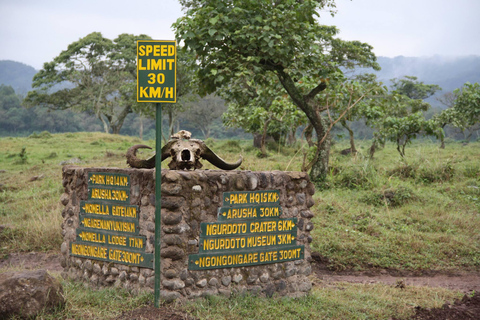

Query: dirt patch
[0,252,62,273]
[394,292,480,320]
[114,303,194,320]
[312,262,480,294]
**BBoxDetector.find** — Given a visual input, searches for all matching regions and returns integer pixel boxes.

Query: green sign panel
[222,190,280,206]
[217,203,282,221]
[189,245,304,271]
[199,231,297,252]
[87,187,130,204]
[80,201,139,219]
[75,228,147,250]
[70,171,153,269]
[200,218,297,237]
[79,214,139,234]
[70,241,154,268]
[137,40,176,103]
[88,172,130,188]
[189,190,304,270]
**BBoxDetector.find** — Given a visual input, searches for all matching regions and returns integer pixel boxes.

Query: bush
[332,162,379,189]
[464,164,480,179]
[28,131,52,139]
[387,163,417,179]
[388,161,455,183]
[13,146,28,164]
[360,186,417,207]
[417,161,454,183]
[220,140,241,152]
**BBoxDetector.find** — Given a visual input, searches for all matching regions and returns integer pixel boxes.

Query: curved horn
[126,145,156,168]
[198,140,243,170]
[160,140,177,161]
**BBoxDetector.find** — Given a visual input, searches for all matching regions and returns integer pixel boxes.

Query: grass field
[1,132,478,319]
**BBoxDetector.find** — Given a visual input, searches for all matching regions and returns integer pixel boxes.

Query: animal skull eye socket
[181,149,191,161]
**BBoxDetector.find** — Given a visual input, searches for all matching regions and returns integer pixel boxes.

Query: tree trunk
[98,114,110,133]
[167,109,175,137]
[287,128,296,146]
[260,118,272,157]
[303,124,314,148]
[110,105,131,135]
[273,65,330,181]
[369,140,377,159]
[309,132,331,182]
[341,120,357,154]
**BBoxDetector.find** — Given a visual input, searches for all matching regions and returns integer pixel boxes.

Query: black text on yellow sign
[137,40,176,103]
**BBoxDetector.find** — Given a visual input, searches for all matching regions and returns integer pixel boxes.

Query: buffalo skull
[126,132,242,170]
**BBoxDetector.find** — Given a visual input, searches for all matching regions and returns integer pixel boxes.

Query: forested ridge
[0,55,479,140]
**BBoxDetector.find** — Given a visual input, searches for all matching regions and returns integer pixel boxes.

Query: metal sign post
[137,40,176,307]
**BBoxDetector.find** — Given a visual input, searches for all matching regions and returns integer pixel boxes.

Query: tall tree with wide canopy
[174,0,379,181]
[24,32,154,134]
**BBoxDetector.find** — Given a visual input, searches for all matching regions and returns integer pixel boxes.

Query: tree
[452,82,480,142]
[24,32,154,134]
[183,94,227,139]
[174,0,379,181]
[433,93,460,148]
[391,76,441,100]
[0,84,25,133]
[315,73,385,156]
[433,83,480,144]
[221,72,307,156]
[366,76,441,158]
[161,47,198,140]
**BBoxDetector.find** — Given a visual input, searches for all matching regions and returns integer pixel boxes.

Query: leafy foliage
[23,32,154,134]
[364,76,442,158]
[175,0,380,181]
[453,82,480,129]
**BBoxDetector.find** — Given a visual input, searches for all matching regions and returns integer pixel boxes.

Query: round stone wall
[60,167,315,301]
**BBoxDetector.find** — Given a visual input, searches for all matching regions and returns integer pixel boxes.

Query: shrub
[14,146,28,164]
[464,164,480,179]
[388,161,455,183]
[28,131,52,139]
[387,163,418,179]
[332,162,379,189]
[90,140,105,146]
[220,140,241,152]
[417,161,455,183]
[360,186,417,207]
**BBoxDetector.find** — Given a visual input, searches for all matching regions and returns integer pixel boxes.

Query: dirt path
[312,263,480,294]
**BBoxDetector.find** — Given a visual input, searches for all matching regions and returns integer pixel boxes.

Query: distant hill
[0,60,37,95]
[373,55,480,94]
[1,55,479,100]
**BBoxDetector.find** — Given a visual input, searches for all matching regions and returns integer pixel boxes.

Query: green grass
[1,133,478,318]
[7,278,462,320]
[5,279,154,320]
[311,140,480,271]
[181,282,461,320]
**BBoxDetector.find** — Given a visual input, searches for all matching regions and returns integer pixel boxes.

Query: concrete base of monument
[60,166,316,301]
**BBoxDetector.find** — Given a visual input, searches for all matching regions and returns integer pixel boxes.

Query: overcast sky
[1,0,479,70]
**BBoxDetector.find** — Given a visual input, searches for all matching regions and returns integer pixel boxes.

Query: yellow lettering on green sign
[81,217,135,233]
[205,223,248,236]
[71,243,107,259]
[90,188,128,202]
[138,44,175,57]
